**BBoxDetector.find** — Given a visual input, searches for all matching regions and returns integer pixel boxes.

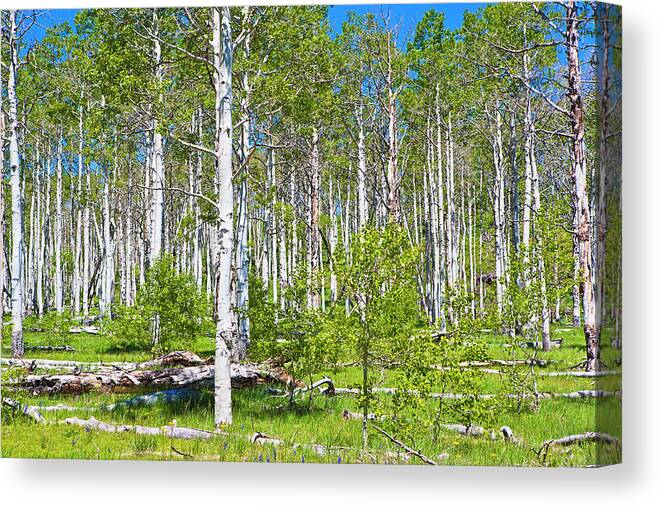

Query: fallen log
[537,370,618,378]
[2,397,47,423]
[11,362,299,395]
[69,326,100,335]
[136,351,207,369]
[341,409,385,421]
[537,432,620,462]
[439,423,486,437]
[1,351,208,373]
[541,432,620,448]
[25,345,76,352]
[503,339,562,349]
[65,416,219,440]
[327,384,621,401]
[433,366,618,377]
[64,416,347,458]
[29,403,93,412]
[457,359,550,368]
[5,398,346,458]
[20,389,203,414]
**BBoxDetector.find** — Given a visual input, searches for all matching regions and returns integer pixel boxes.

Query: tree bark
[149,9,165,266]
[567,0,599,371]
[212,6,234,427]
[8,11,24,358]
[55,135,64,312]
[307,128,321,309]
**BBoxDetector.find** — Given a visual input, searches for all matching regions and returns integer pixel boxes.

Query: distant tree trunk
[270,143,278,310]
[491,106,506,319]
[595,6,611,347]
[509,114,521,261]
[307,128,321,309]
[100,163,113,318]
[435,88,447,330]
[193,109,203,289]
[124,166,134,307]
[444,118,458,327]
[279,207,288,312]
[82,160,91,317]
[235,40,251,359]
[213,6,234,427]
[386,88,400,221]
[530,126,551,350]
[356,103,367,229]
[73,100,84,314]
[36,150,45,316]
[329,177,338,303]
[149,9,164,266]
[8,11,24,358]
[567,0,599,371]
[55,135,64,312]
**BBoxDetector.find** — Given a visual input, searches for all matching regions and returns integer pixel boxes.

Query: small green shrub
[109,255,212,354]
[37,311,76,346]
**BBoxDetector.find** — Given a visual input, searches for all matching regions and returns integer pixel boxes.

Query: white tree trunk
[8,11,24,357]
[149,10,164,265]
[193,108,204,289]
[307,128,321,309]
[55,136,64,312]
[101,166,113,318]
[73,100,84,314]
[492,106,506,318]
[213,6,234,427]
[356,104,367,229]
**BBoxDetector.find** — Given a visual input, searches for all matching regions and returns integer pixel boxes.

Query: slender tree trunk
[8,11,24,358]
[329,177,338,303]
[55,135,64,312]
[213,6,234,427]
[235,56,251,359]
[125,166,133,307]
[307,128,321,309]
[73,100,84,314]
[492,106,506,318]
[269,143,278,310]
[567,0,599,371]
[101,164,113,318]
[435,88,447,330]
[595,8,611,347]
[530,125,551,350]
[385,68,400,223]
[356,104,367,229]
[149,10,164,266]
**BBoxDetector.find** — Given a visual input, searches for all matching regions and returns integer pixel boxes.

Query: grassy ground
[1,318,622,467]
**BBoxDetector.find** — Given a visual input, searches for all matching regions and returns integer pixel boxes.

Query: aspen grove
[1,3,622,466]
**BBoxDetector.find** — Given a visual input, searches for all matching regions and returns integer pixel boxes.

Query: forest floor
[1,318,621,467]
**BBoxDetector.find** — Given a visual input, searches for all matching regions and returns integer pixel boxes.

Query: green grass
[1,319,621,466]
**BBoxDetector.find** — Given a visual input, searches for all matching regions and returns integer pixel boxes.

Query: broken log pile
[5,351,299,395]
[1,350,207,372]
[11,364,296,395]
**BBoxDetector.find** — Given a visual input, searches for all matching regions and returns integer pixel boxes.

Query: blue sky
[328,3,487,41]
[28,3,489,47]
